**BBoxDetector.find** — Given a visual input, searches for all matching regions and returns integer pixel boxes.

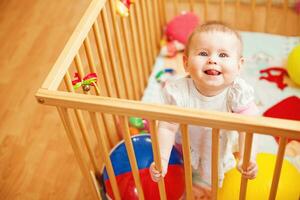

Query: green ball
[287,45,300,85]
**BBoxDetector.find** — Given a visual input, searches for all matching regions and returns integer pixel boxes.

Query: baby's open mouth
[204,69,221,76]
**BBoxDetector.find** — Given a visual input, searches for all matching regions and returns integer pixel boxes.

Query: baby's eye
[199,51,208,56]
[219,53,229,57]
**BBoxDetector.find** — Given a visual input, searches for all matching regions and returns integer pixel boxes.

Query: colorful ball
[287,45,300,85]
[103,134,185,200]
[129,117,144,129]
[218,153,300,199]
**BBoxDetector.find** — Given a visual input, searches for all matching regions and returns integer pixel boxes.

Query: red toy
[263,96,300,143]
[259,67,288,90]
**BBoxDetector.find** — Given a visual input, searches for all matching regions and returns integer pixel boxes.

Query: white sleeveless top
[159,77,256,186]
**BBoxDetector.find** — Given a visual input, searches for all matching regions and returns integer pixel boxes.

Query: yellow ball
[218,153,300,200]
[287,45,300,85]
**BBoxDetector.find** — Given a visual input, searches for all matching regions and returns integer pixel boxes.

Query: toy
[155,68,176,86]
[160,12,199,57]
[116,0,134,17]
[102,134,185,200]
[72,72,98,92]
[128,117,150,135]
[259,67,288,90]
[263,96,300,143]
[218,153,300,199]
[287,45,300,85]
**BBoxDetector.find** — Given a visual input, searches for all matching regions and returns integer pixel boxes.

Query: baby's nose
[208,59,217,65]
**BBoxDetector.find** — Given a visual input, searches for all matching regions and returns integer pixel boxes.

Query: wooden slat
[36,89,300,139]
[251,0,256,31]
[204,0,209,22]
[173,0,179,16]
[283,0,288,35]
[100,6,126,99]
[220,0,225,22]
[269,137,287,200]
[41,0,107,90]
[107,1,133,100]
[120,18,140,100]
[149,120,167,200]
[153,0,161,45]
[235,0,240,29]
[64,71,99,174]
[211,128,220,199]
[119,116,145,199]
[140,0,155,74]
[92,21,117,98]
[146,0,158,60]
[189,0,195,12]
[57,107,101,200]
[73,54,112,149]
[239,132,253,200]
[180,124,193,199]
[128,8,145,96]
[160,0,167,26]
[265,0,272,33]
[89,112,121,200]
[133,2,149,85]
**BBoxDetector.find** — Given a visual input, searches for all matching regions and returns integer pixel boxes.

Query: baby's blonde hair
[185,21,243,56]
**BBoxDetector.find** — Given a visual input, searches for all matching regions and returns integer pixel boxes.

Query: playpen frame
[36,0,300,199]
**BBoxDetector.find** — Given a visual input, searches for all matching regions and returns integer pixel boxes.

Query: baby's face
[183,31,243,96]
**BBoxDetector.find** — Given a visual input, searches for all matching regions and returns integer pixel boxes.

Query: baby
[150,21,259,199]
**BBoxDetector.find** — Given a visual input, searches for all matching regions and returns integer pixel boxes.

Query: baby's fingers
[150,163,162,182]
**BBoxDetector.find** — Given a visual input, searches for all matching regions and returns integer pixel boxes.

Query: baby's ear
[183,53,188,72]
[238,56,244,70]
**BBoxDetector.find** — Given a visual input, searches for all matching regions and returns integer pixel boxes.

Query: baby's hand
[237,159,258,179]
[149,160,168,182]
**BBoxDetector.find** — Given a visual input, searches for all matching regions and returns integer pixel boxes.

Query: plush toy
[116,0,134,17]
[259,67,288,90]
[287,45,300,85]
[160,12,199,57]
[128,117,150,135]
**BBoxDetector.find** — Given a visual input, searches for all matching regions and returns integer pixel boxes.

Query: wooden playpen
[36,0,300,199]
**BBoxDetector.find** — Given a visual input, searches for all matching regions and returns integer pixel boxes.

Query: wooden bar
[36,89,300,139]
[74,54,112,149]
[149,120,167,200]
[157,0,164,34]
[57,107,101,200]
[173,0,179,16]
[107,1,134,100]
[251,0,256,31]
[100,6,126,99]
[265,0,272,33]
[140,0,155,74]
[128,8,145,96]
[189,0,194,12]
[64,71,99,174]
[146,0,158,60]
[92,21,117,98]
[153,0,161,45]
[235,0,240,29]
[269,137,287,200]
[120,18,140,100]
[220,0,224,22]
[89,112,121,200]
[211,128,220,199]
[119,116,145,199]
[239,132,254,200]
[204,0,209,22]
[283,0,288,35]
[180,124,193,199]
[160,0,167,26]
[133,2,149,85]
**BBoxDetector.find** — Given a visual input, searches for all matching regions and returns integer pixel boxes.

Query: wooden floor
[0,0,95,199]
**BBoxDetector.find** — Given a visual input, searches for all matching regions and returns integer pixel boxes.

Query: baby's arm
[237,131,258,179]
[150,121,179,182]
